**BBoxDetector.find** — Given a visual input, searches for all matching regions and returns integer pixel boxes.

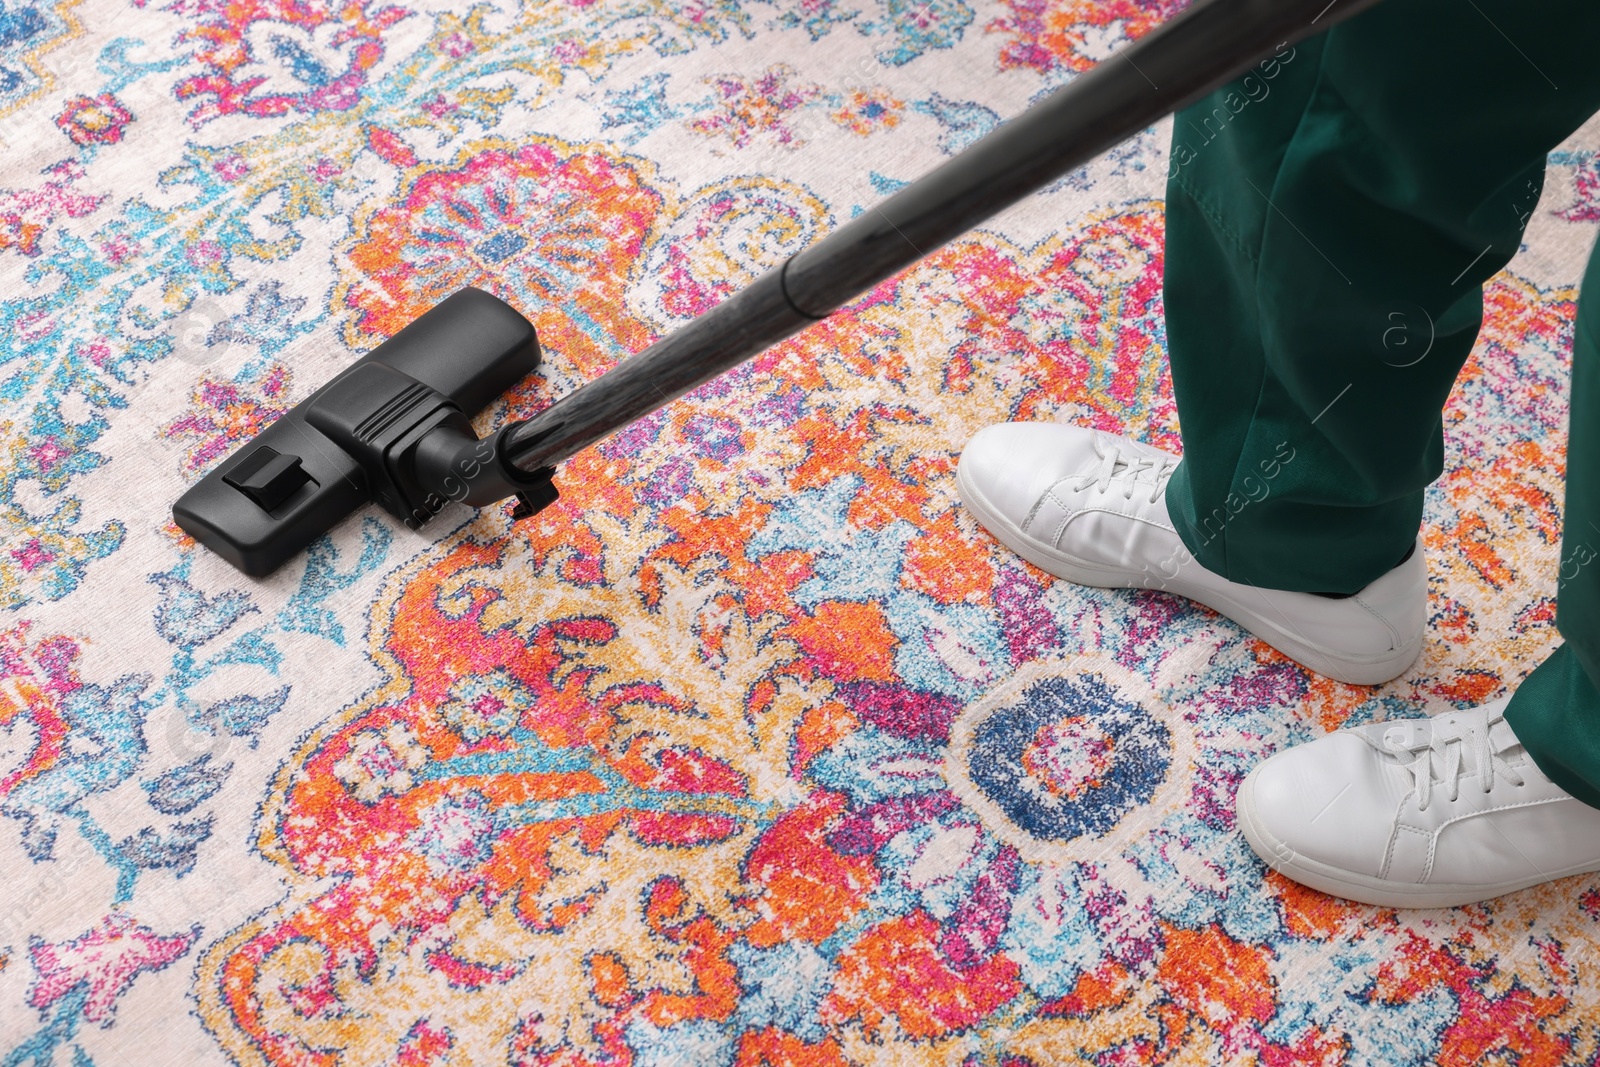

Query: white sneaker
[955,422,1424,685]
[1238,699,1600,907]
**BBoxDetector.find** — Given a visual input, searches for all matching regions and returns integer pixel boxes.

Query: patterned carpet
[4,0,1600,1063]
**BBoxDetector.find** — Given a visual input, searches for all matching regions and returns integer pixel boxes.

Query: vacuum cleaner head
[172,288,558,577]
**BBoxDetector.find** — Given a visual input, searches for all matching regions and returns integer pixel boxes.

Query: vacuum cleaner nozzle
[172,287,552,577]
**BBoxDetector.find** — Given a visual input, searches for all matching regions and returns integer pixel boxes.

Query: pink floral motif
[0,162,103,258]
[213,154,251,181]
[55,95,134,146]
[311,157,344,181]
[10,540,56,572]
[27,439,70,473]
[172,0,412,124]
[97,234,141,264]
[420,93,457,118]
[987,0,1185,76]
[164,364,293,474]
[691,65,822,149]
[28,914,199,1027]
[1560,154,1600,223]
[437,32,474,58]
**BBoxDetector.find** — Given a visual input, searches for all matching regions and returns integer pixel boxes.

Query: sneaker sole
[1237,765,1600,908]
[956,463,1422,686]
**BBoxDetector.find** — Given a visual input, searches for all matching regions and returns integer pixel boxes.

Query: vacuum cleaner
[173,0,1383,577]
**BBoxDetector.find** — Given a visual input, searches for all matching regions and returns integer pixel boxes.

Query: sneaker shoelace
[1381,710,1526,812]
[1071,442,1178,505]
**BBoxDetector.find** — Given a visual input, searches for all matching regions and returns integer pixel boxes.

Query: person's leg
[1505,241,1600,805]
[1165,0,1600,593]
[1236,241,1600,909]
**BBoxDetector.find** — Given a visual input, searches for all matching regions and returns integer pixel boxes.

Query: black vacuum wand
[175,0,1383,577]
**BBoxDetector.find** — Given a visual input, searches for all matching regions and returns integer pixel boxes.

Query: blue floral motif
[625,1020,735,1067]
[855,0,972,65]
[440,669,531,742]
[275,518,392,644]
[142,755,231,816]
[727,941,834,1041]
[408,791,504,874]
[3,669,152,865]
[966,673,1170,843]
[912,93,1000,154]
[0,1,67,102]
[598,72,681,144]
[773,0,859,39]
[748,476,1009,694]
[150,573,256,647]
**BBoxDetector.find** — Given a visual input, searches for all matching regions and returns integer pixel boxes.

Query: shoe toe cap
[958,422,1100,526]
[1245,733,1401,879]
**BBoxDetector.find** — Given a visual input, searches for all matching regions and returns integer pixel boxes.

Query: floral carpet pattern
[2,0,1600,1064]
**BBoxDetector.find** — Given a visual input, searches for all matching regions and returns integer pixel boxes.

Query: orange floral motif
[989,0,1187,75]
[783,601,899,683]
[823,911,1023,1038]
[734,1028,850,1067]
[1156,923,1276,1029]
[173,0,411,122]
[743,792,878,947]
[0,625,71,803]
[341,137,666,380]
[829,88,904,135]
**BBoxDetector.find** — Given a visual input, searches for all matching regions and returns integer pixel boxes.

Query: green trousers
[1163,0,1600,802]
